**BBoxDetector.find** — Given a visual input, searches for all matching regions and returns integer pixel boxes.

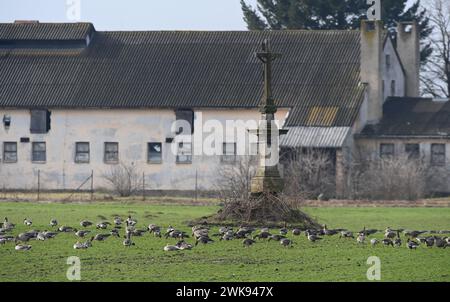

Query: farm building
[0,20,441,195]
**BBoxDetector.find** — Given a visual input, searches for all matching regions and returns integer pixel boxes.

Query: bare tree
[282,149,336,200]
[421,0,450,97]
[102,161,142,197]
[350,155,428,200]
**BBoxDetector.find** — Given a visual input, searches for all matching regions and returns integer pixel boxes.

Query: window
[221,142,237,163]
[148,143,162,164]
[104,142,119,164]
[390,80,396,96]
[32,142,46,162]
[75,142,90,163]
[431,144,446,166]
[175,109,194,134]
[405,144,420,159]
[30,110,51,134]
[3,142,17,163]
[380,143,394,159]
[386,54,391,71]
[176,142,192,163]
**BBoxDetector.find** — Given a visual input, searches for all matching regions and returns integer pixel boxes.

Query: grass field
[0,201,449,282]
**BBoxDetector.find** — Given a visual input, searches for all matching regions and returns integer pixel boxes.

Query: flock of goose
[1,216,450,252]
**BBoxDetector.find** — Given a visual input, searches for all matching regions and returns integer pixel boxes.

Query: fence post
[37,170,40,201]
[90,170,94,201]
[142,172,145,201]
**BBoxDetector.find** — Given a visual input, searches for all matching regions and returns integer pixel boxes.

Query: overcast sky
[0,0,422,31]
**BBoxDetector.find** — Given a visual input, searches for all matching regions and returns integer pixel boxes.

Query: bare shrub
[102,162,142,197]
[282,149,336,199]
[215,156,257,201]
[350,155,427,200]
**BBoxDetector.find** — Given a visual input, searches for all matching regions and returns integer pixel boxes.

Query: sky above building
[0,0,258,30]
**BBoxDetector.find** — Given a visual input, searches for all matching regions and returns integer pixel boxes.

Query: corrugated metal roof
[0,23,365,127]
[0,22,94,41]
[281,127,351,148]
[359,97,450,137]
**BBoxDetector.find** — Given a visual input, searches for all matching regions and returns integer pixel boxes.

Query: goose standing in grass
[80,220,93,228]
[23,218,32,227]
[382,238,394,247]
[126,216,137,227]
[195,235,214,246]
[424,236,435,247]
[357,231,365,244]
[220,232,234,241]
[322,225,340,236]
[164,244,180,251]
[50,219,58,227]
[359,227,378,236]
[242,238,256,247]
[123,232,135,247]
[384,227,396,239]
[280,238,293,248]
[435,237,447,248]
[370,238,379,246]
[75,230,91,238]
[339,230,354,239]
[394,231,402,247]
[92,234,111,241]
[404,230,426,239]
[58,226,74,232]
[148,224,161,235]
[407,239,419,250]
[114,217,122,227]
[110,228,120,237]
[292,228,301,236]
[306,231,322,243]
[3,217,15,230]
[15,243,32,251]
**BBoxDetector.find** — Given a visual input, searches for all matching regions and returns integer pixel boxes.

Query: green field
[0,201,449,282]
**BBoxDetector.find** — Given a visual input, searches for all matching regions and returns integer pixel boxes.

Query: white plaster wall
[382,39,406,101]
[0,108,289,191]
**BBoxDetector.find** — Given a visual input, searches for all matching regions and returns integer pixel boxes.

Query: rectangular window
[380,143,394,159]
[30,109,51,134]
[3,142,17,163]
[221,142,237,163]
[75,142,90,163]
[148,143,162,164]
[431,144,446,166]
[32,142,46,162]
[405,144,420,159]
[176,142,192,164]
[104,142,119,164]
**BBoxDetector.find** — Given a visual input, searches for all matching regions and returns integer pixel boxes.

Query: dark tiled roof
[0,23,365,127]
[0,22,94,41]
[359,97,450,137]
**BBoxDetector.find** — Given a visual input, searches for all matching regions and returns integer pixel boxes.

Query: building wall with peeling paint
[0,108,289,191]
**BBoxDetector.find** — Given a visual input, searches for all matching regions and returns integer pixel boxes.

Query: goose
[126,216,137,227]
[384,227,396,239]
[382,238,394,247]
[359,227,378,236]
[242,238,256,247]
[75,230,91,238]
[110,228,120,237]
[123,232,135,247]
[15,233,32,242]
[92,234,111,241]
[394,231,402,247]
[279,223,288,236]
[403,230,426,238]
[237,226,255,236]
[218,226,232,235]
[25,230,39,239]
[268,234,286,242]
[445,237,450,245]
[114,217,122,226]
[220,232,234,241]
[15,243,32,251]
[292,228,301,236]
[339,230,354,239]
[280,238,293,247]
[195,236,214,246]
[73,241,90,249]
[322,225,339,236]
[176,240,193,250]
[370,238,379,246]
[36,231,47,241]
[23,218,32,227]
[0,238,6,245]
[132,229,147,237]
[80,220,93,228]
[424,236,435,247]
[165,230,189,239]
[356,232,365,244]
[163,244,180,251]
[434,237,447,248]
[407,239,419,250]
[0,235,14,242]
[43,231,58,239]
[96,222,111,230]
[306,231,322,243]
[253,231,272,240]
[58,226,74,232]
[148,224,160,233]
[49,219,58,227]
[193,229,209,239]
[3,217,15,230]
